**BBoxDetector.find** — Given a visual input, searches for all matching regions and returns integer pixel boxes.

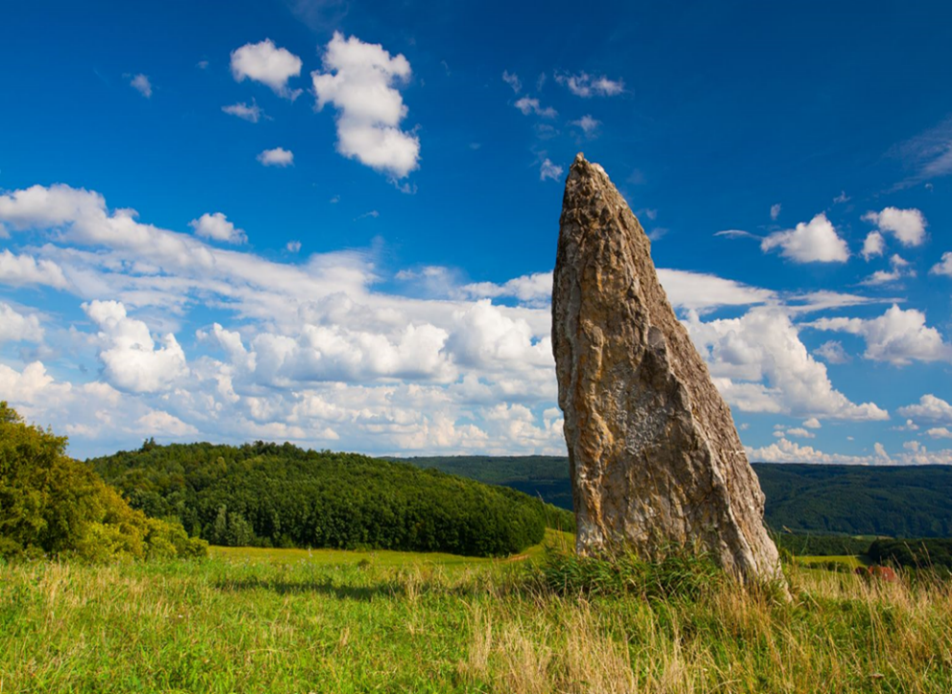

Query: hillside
[395,456,952,539]
[90,442,573,557]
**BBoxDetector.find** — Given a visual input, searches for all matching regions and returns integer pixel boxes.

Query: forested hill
[90,443,573,557]
[393,456,952,539]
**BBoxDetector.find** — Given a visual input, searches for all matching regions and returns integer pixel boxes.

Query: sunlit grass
[2,534,951,693]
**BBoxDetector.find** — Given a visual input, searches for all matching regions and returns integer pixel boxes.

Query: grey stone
[552,153,784,584]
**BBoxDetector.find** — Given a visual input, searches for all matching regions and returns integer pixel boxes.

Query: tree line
[91,441,574,557]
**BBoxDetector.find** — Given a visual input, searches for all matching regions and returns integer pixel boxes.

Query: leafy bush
[91,441,556,557]
[0,402,206,561]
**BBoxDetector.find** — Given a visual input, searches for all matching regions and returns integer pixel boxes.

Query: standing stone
[552,153,784,584]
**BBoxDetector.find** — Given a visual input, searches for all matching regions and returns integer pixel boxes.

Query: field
[3,531,952,693]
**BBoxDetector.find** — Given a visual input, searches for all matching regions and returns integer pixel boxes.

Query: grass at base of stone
[2,539,952,693]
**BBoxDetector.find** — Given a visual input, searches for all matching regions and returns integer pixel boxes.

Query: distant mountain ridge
[391,456,952,539]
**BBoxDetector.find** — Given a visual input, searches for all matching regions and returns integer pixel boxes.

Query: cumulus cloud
[257,147,294,166]
[685,307,887,420]
[926,427,952,439]
[760,214,850,263]
[129,74,152,98]
[803,417,821,429]
[656,269,775,313]
[861,231,884,261]
[770,203,781,221]
[189,212,246,244]
[747,437,872,464]
[286,241,302,253]
[312,32,420,179]
[230,39,302,99]
[502,70,521,93]
[539,158,563,181]
[571,115,600,136]
[862,207,927,247]
[0,180,904,459]
[83,300,188,393]
[514,97,557,118]
[461,272,552,305]
[859,254,915,286]
[0,250,69,289]
[898,394,952,423]
[931,252,952,277]
[813,340,850,364]
[136,410,198,437]
[0,302,44,343]
[222,101,263,123]
[810,305,951,365]
[555,72,624,97]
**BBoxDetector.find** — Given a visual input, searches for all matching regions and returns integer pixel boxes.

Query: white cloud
[715,229,760,240]
[747,437,872,464]
[930,252,952,277]
[555,72,624,97]
[0,180,908,459]
[130,74,152,98]
[0,250,69,289]
[230,39,302,99]
[502,70,521,93]
[83,300,189,393]
[833,191,850,204]
[926,427,952,439]
[784,427,815,438]
[813,340,850,364]
[891,117,952,186]
[136,410,198,437]
[770,203,781,221]
[898,394,952,423]
[685,307,887,420]
[222,101,263,123]
[257,147,294,167]
[803,417,821,429]
[287,241,302,253]
[514,97,557,118]
[761,214,850,263]
[861,231,884,261]
[312,32,420,179]
[461,272,552,305]
[810,304,950,365]
[539,158,563,181]
[571,115,600,136]
[656,269,775,313]
[862,207,927,247]
[189,212,246,244]
[859,254,915,286]
[0,302,44,343]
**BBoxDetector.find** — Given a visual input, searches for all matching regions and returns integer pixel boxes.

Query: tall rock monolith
[552,153,784,584]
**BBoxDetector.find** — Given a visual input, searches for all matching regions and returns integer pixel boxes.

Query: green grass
[209,528,573,567]
[797,555,867,569]
[3,533,952,693]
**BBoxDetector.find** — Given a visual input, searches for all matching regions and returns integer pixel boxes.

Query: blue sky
[1,0,951,462]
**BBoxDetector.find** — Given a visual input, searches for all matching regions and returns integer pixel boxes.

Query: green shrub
[0,402,207,562]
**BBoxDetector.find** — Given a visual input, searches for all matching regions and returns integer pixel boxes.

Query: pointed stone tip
[574,152,586,165]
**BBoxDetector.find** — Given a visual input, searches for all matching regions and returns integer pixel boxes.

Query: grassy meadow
[3,530,952,694]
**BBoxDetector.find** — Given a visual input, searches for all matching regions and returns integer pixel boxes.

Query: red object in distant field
[856,565,898,582]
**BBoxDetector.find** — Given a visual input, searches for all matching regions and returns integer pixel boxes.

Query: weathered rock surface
[552,153,784,584]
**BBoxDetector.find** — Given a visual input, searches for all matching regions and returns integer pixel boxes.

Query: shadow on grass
[213,577,409,601]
